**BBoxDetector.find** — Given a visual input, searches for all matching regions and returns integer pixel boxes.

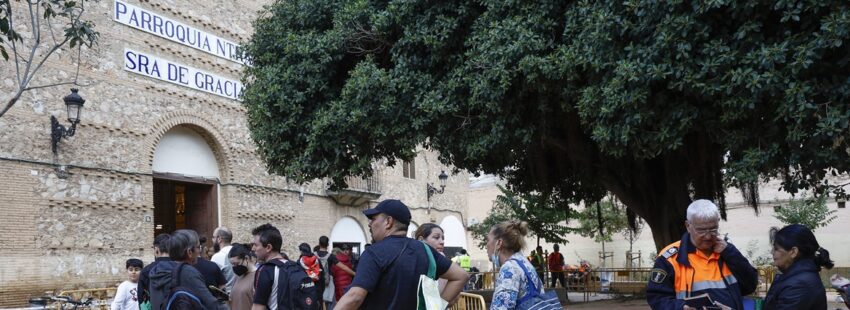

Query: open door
[153,175,218,241]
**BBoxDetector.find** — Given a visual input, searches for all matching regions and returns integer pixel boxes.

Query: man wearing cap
[335,199,469,309]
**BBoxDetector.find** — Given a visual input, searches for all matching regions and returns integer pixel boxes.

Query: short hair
[154,234,171,253]
[228,243,255,260]
[251,223,282,252]
[553,244,560,250]
[319,236,329,247]
[414,223,443,240]
[460,249,467,255]
[215,227,233,243]
[391,217,409,233]
[490,220,529,253]
[339,244,351,251]
[168,229,199,261]
[686,199,721,222]
[126,258,143,269]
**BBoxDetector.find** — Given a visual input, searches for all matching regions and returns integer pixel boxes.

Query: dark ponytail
[814,247,834,270]
[773,224,834,271]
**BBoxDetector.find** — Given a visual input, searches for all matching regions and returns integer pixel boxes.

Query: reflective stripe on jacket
[645,233,758,310]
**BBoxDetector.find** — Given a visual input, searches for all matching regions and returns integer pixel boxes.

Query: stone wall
[0,0,470,306]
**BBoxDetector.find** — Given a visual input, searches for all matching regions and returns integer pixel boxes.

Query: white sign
[124,48,243,100]
[114,0,244,64]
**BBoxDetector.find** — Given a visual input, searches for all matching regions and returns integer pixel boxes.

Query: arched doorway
[330,217,368,256]
[152,125,221,245]
[407,221,419,238]
[440,215,467,257]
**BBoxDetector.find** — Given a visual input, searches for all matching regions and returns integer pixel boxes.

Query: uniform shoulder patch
[650,268,668,284]
[661,246,678,259]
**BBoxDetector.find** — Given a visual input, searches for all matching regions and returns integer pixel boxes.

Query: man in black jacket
[138,233,171,308]
[149,229,225,310]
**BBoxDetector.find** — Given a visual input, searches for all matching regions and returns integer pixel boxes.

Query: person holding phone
[646,200,758,310]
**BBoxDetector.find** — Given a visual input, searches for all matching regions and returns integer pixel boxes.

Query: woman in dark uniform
[764,224,834,310]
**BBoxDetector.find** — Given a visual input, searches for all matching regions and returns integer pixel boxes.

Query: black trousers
[551,271,566,288]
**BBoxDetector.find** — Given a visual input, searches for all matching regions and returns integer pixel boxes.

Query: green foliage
[0,0,97,61]
[241,0,850,247]
[773,194,837,231]
[744,239,772,266]
[575,197,630,243]
[468,185,577,249]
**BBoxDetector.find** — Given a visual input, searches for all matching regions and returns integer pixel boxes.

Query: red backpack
[299,255,322,283]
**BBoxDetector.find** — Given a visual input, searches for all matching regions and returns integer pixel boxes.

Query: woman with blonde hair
[488,220,559,310]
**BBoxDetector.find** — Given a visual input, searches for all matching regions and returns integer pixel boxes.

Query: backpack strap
[266,259,289,310]
[510,258,541,304]
[380,239,410,273]
[420,241,436,279]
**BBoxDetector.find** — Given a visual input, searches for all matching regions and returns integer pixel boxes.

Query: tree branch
[23,80,84,92]
[6,0,22,84]
[19,1,41,88]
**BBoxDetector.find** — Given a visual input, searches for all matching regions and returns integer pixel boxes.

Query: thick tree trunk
[535,112,725,252]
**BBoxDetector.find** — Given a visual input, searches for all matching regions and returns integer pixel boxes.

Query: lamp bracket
[427,183,445,201]
[51,115,78,156]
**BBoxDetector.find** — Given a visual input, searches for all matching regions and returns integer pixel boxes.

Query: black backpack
[266,259,320,310]
[163,263,205,310]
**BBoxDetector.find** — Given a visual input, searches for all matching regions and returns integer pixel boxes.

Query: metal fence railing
[344,175,381,193]
[466,268,653,301]
[465,265,850,302]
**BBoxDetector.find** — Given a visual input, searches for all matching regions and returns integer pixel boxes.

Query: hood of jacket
[148,260,178,310]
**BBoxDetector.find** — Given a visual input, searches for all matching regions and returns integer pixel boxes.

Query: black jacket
[138,257,171,306]
[764,258,826,310]
[149,261,227,310]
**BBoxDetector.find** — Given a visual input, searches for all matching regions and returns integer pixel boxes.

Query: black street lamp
[426,170,449,201]
[51,88,86,156]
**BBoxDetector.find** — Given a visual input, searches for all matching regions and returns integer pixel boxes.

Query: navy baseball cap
[363,199,411,225]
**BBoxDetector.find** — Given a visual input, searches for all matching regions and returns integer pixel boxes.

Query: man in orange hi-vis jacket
[646,200,758,310]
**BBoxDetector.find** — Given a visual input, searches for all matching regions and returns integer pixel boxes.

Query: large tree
[241,0,850,249]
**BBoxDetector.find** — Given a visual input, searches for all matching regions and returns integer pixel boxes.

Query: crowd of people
[106,198,848,310]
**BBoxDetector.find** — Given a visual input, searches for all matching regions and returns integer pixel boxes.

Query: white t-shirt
[210,245,232,267]
[111,280,139,310]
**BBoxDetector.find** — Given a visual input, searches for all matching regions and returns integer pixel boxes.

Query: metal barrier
[466,265,850,302]
[448,292,487,310]
[466,268,653,300]
[54,288,116,310]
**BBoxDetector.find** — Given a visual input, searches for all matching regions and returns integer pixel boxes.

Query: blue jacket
[646,233,758,310]
[763,258,826,310]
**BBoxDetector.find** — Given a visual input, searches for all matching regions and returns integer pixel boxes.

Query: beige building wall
[466,175,850,271]
[0,0,468,306]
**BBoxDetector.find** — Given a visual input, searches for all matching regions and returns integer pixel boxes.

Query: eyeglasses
[693,228,720,236]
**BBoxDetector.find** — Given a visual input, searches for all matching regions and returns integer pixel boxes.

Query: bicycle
[28,295,94,310]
